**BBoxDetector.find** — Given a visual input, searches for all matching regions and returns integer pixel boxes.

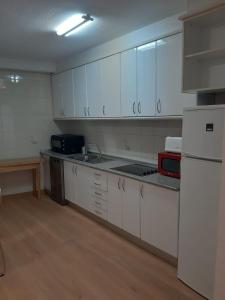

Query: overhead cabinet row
[52,33,196,119]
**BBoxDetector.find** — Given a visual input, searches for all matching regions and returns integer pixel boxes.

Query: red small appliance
[158,152,181,179]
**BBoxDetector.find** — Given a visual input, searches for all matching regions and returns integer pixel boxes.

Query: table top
[0,157,41,168]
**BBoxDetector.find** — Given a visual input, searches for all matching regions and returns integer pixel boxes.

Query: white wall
[0,70,61,195]
[62,120,182,164]
[56,13,183,72]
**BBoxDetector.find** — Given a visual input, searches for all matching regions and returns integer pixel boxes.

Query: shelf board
[184,86,225,94]
[185,48,225,61]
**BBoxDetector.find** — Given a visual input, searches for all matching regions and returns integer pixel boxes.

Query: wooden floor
[0,194,204,300]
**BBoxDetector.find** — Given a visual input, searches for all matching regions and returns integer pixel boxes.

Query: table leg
[32,166,41,199]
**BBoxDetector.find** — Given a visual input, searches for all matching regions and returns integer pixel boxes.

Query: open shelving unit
[181,2,225,93]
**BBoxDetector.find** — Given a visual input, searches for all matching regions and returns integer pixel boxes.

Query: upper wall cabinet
[52,70,75,118]
[121,49,137,117]
[100,54,121,118]
[182,4,225,93]
[73,65,88,118]
[156,34,196,117]
[86,60,102,118]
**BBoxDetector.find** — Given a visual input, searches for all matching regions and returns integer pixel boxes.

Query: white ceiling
[0,0,186,63]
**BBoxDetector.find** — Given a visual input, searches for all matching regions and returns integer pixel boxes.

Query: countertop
[41,150,180,191]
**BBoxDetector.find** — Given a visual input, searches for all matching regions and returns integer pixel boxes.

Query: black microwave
[51,134,85,154]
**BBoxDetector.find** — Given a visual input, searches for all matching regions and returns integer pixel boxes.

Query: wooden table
[0,157,41,199]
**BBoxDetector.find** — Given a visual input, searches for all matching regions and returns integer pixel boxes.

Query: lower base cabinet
[141,183,179,257]
[64,161,179,258]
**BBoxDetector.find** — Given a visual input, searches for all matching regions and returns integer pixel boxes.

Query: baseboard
[68,202,178,267]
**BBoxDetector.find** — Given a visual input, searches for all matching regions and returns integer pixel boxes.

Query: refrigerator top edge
[184,105,225,112]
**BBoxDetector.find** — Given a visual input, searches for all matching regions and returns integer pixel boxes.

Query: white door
[73,65,88,118]
[76,165,92,210]
[121,48,137,117]
[64,161,77,204]
[178,157,221,300]
[52,74,63,118]
[137,42,156,116]
[182,107,225,160]
[101,54,121,117]
[156,34,196,116]
[86,60,102,117]
[108,174,123,228]
[122,177,141,237]
[141,183,179,257]
[60,70,76,118]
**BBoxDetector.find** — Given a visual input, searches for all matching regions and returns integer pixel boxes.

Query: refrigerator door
[182,107,225,161]
[178,157,221,299]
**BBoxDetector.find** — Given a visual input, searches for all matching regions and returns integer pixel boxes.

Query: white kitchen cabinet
[137,42,156,116]
[52,70,75,118]
[76,164,92,210]
[121,48,137,117]
[141,183,179,257]
[101,54,121,117]
[108,174,123,228]
[73,65,88,118]
[122,177,141,238]
[86,60,102,117]
[156,34,196,116]
[64,161,77,204]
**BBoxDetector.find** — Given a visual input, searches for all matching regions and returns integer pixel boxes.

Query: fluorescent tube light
[56,14,94,37]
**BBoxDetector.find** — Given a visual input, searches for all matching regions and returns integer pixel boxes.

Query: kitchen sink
[68,154,114,164]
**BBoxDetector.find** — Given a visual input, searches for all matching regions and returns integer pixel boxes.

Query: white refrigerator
[178,105,225,300]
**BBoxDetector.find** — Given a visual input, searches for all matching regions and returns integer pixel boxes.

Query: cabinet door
[60,70,76,118]
[108,174,123,228]
[52,74,63,118]
[122,177,141,237]
[73,66,88,118]
[101,54,121,117]
[76,165,92,211]
[86,60,102,117]
[64,161,77,204]
[121,49,137,117]
[156,34,196,116]
[137,42,156,116]
[141,183,179,257]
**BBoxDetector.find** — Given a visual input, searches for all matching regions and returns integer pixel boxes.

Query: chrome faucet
[88,143,102,160]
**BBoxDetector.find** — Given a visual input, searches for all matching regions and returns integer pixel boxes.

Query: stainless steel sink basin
[68,154,113,164]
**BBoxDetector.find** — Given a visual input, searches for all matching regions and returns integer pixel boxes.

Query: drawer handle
[117,178,121,190]
[95,173,101,177]
[140,184,144,199]
[94,182,101,186]
[95,192,102,197]
[122,179,125,192]
[95,201,101,205]
[133,102,136,114]
[95,209,102,215]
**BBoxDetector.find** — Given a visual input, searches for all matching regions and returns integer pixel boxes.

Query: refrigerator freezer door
[178,157,221,299]
[182,108,225,161]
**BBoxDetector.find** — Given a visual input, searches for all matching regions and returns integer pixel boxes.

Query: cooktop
[111,164,157,177]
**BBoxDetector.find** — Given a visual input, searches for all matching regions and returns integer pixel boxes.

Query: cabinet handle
[133,102,136,115]
[138,102,141,114]
[103,105,106,116]
[157,99,162,114]
[140,184,144,199]
[117,178,121,190]
[84,107,87,117]
[95,200,101,205]
[95,173,101,177]
[122,179,125,192]
[72,165,75,175]
[88,107,90,116]
[95,191,102,197]
[75,166,78,176]
[94,182,101,186]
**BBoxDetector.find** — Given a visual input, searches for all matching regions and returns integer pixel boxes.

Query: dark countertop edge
[41,151,180,191]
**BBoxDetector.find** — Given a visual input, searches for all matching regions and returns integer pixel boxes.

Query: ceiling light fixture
[56,14,94,37]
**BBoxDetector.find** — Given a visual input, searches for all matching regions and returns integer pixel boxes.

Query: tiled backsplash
[0,70,61,195]
[62,119,182,163]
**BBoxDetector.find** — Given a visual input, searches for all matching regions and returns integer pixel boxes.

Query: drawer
[91,170,108,191]
[90,204,108,220]
[91,190,107,201]
[91,197,108,211]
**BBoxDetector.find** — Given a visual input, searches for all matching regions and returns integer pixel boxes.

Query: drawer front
[91,189,107,201]
[91,170,108,191]
[91,196,107,211]
[90,204,108,220]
